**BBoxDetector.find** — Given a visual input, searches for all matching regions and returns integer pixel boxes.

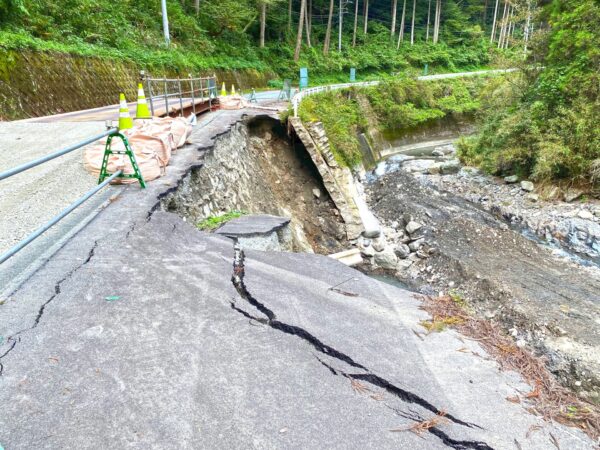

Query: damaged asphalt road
[0,110,595,449]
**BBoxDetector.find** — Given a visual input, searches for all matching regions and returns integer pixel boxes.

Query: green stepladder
[98,132,146,188]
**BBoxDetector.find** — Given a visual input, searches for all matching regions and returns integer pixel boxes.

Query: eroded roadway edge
[0,109,594,449]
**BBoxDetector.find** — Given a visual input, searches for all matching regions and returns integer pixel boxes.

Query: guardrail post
[189,74,196,116]
[177,78,184,117]
[147,77,155,117]
[163,76,169,117]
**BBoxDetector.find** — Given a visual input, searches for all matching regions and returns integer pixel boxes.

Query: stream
[367,139,600,268]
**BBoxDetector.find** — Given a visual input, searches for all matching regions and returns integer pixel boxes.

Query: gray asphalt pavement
[0,108,594,449]
[0,121,122,294]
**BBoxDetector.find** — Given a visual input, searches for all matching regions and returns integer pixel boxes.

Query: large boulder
[374,247,398,270]
[520,181,535,192]
[440,159,461,174]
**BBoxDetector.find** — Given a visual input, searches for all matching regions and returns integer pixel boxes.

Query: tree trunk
[426,0,431,41]
[294,0,306,61]
[308,0,312,35]
[259,2,266,48]
[288,0,293,32]
[433,0,438,44]
[194,0,200,16]
[323,0,334,54]
[433,0,441,44]
[391,0,398,36]
[363,0,369,34]
[523,0,531,56]
[505,5,514,49]
[490,0,500,42]
[397,0,407,48]
[353,0,359,46]
[410,0,416,45]
[482,0,488,28]
[305,0,312,47]
[497,0,508,49]
[338,0,342,51]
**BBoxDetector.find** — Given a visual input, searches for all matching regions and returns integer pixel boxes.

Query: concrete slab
[216,214,290,237]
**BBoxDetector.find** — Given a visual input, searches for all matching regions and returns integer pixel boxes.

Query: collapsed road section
[0,108,596,448]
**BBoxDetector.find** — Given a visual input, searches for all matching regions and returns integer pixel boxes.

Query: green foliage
[197,211,246,231]
[459,0,600,185]
[0,0,495,80]
[298,92,366,167]
[299,76,483,168]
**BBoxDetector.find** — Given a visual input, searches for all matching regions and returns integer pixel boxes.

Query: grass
[297,75,486,169]
[197,210,246,231]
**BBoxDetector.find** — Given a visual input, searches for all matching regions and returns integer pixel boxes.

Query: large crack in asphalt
[0,240,98,376]
[229,242,493,450]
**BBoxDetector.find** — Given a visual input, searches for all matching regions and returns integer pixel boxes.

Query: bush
[299,76,484,168]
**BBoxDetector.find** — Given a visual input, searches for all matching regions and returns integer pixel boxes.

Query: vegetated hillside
[297,76,486,167]
[0,0,507,81]
[459,0,600,188]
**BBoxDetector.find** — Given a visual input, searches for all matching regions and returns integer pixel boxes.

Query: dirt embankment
[161,116,346,254]
[365,169,600,403]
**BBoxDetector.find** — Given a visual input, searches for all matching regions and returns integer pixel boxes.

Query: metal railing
[0,127,122,265]
[292,81,379,117]
[141,72,218,117]
[291,68,518,117]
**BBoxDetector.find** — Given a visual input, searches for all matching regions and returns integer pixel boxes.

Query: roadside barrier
[118,93,134,130]
[291,68,518,117]
[141,72,218,117]
[0,125,144,265]
[136,83,152,119]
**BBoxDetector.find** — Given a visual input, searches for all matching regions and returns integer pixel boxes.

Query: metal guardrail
[0,127,122,265]
[292,81,379,117]
[141,72,218,117]
[291,69,518,117]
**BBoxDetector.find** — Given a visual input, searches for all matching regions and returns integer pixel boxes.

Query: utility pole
[161,0,170,47]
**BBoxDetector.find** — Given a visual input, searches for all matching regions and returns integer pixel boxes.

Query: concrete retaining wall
[0,49,274,120]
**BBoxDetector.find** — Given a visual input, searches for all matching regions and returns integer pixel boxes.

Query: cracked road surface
[0,109,595,449]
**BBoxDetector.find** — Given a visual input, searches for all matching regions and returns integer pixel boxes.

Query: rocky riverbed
[359,141,600,403]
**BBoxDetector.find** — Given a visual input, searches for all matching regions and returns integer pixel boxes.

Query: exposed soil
[161,116,346,254]
[247,118,346,253]
[365,168,600,403]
